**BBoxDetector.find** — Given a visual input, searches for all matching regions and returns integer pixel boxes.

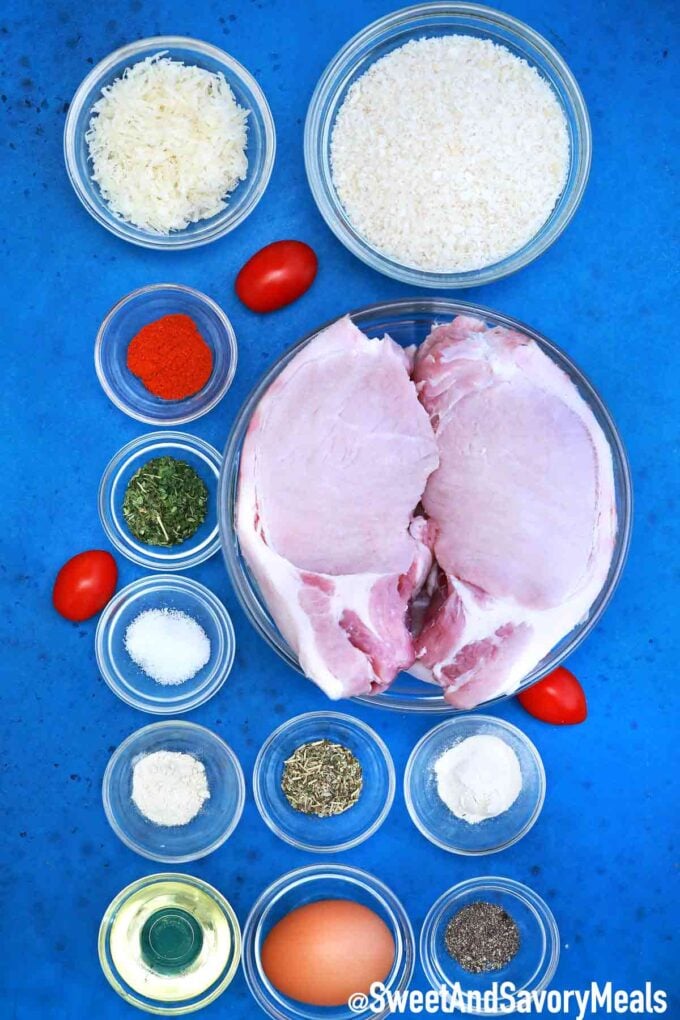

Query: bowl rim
[94,572,236,715]
[219,297,633,714]
[94,283,239,426]
[64,35,276,250]
[98,871,242,1015]
[304,1,592,287]
[403,714,546,855]
[242,863,416,1020]
[419,875,560,1014]
[99,429,222,571]
[102,719,246,863]
[252,710,396,853]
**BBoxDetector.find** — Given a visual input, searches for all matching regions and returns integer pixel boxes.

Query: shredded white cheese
[330,36,570,273]
[86,54,249,234]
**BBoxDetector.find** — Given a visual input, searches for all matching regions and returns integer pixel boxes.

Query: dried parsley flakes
[281,739,363,817]
[123,456,208,547]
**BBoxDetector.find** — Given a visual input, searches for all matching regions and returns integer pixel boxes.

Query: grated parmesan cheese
[330,36,570,273]
[86,54,249,234]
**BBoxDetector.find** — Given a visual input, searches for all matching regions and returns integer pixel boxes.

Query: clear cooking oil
[99,874,240,1013]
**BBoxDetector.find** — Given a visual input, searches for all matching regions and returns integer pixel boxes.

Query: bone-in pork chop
[412,316,616,707]
[237,316,439,699]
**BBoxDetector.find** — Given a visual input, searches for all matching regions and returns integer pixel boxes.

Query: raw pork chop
[237,316,438,699]
[412,316,616,708]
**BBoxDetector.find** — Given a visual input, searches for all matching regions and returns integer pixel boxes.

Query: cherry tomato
[235,240,318,313]
[53,550,118,622]
[517,666,587,725]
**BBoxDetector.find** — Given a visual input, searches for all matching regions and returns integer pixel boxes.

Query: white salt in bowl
[95,574,235,715]
[404,715,545,855]
[103,720,245,863]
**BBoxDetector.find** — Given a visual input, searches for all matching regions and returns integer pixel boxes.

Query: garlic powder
[434,735,522,823]
[131,750,210,827]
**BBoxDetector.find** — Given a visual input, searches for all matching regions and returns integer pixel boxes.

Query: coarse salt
[125,608,211,686]
[330,35,570,273]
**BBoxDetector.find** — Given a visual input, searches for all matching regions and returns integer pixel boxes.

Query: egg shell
[261,898,396,1007]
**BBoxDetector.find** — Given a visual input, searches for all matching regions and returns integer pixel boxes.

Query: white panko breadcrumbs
[86,54,249,234]
[330,35,570,273]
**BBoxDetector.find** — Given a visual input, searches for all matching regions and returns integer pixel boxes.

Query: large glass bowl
[64,37,275,249]
[219,299,632,713]
[305,2,591,288]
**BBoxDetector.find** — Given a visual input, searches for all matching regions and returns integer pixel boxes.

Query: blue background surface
[1,0,678,1017]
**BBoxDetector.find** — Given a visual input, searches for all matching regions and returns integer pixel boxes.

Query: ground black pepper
[445,901,520,974]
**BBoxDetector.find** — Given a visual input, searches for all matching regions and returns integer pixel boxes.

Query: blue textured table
[1,1,678,1017]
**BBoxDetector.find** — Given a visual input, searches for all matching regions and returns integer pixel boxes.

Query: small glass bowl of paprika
[95,283,238,426]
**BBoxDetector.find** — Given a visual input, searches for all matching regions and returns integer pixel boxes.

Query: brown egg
[261,898,396,1007]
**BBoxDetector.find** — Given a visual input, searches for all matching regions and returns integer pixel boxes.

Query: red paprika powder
[127,313,213,400]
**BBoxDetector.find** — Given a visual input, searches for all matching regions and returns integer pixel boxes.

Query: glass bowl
[95,284,238,426]
[252,711,395,853]
[95,574,236,715]
[99,872,241,1015]
[102,721,245,863]
[64,36,275,249]
[218,298,632,713]
[100,431,222,571]
[404,716,545,854]
[242,864,415,1020]
[420,877,560,1015]
[304,2,591,288]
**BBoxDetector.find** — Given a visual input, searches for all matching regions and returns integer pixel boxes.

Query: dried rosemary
[281,739,363,817]
[123,456,208,547]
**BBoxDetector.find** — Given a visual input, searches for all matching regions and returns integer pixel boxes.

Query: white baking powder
[131,750,210,827]
[434,735,522,824]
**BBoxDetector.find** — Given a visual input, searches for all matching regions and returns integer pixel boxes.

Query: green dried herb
[281,739,363,817]
[123,456,208,547]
